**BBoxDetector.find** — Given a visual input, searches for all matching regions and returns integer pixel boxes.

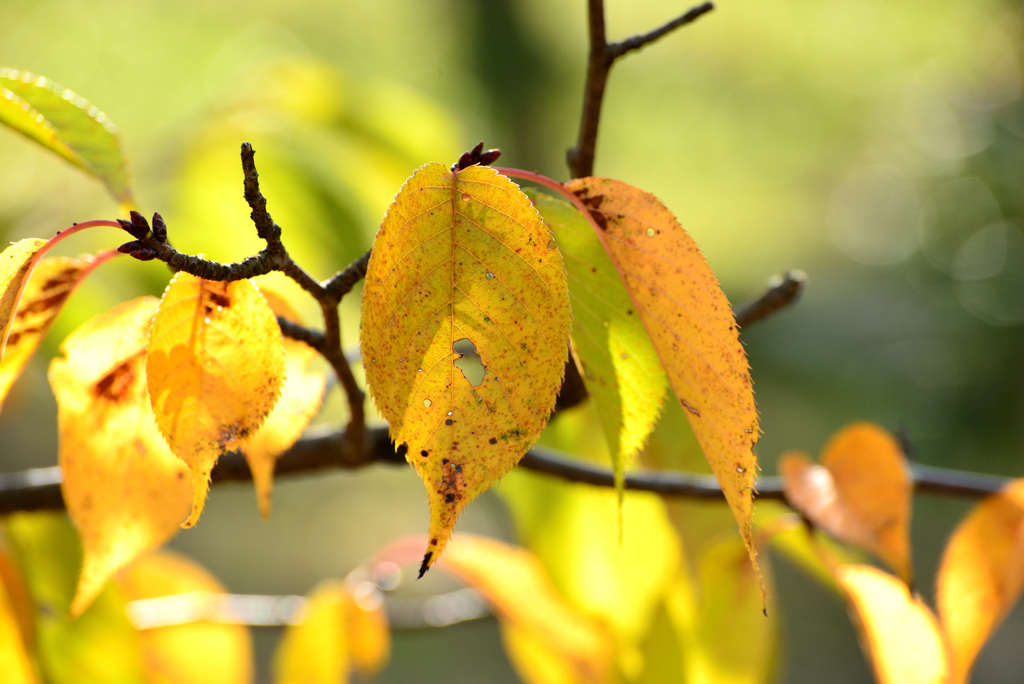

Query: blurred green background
[1,0,1023,681]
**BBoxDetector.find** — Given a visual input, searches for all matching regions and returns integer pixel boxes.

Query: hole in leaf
[453,338,485,386]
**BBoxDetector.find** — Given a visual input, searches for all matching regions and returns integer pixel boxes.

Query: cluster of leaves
[1,47,1024,684]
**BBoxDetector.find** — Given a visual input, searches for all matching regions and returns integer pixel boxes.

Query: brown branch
[324,249,372,301]
[734,270,806,328]
[567,1,715,177]
[1,424,1011,515]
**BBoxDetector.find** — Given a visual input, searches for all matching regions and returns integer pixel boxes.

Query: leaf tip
[418,550,433,579]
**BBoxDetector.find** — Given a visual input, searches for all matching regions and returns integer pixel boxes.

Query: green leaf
[2,513,147,684]
[530,191,668,500]
[0,68,133,206]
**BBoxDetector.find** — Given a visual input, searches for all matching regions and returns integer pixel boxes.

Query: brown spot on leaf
[680,399,702,417]
[94,363,135,401]
[489,437,497,445]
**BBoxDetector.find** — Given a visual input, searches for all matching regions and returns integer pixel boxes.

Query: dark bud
[117,240,145,254]
[119,213,149,240]
[477,148,501,166]
[469,141,484,158]
[455,151,474,171]
[131,248,159,261]
[151,212,167,242]
[130,210,150,234]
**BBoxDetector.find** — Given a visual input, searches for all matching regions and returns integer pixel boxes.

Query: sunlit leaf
[565,177,759,587]
[0,253,113,412]
[242,291,326,519]
[117,551,253,684]
[147,273,286,528]
[2,513,147,684]
[362,163,571,573]
[530,191,667,505]
[0,68,133,205]
[780,423,913,584]
[835,564,949,684]
[0,548,37,684]
[937,479,1024,684]
[0,239,48,361]
[375,535,613,683]
[49,297,191,617]
[274,579,389,684]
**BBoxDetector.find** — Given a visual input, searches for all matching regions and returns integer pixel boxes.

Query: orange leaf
[564,177,759,584]
[0,239,48,359]
[780,423,913,584]
[361,164,571,574]
[273,579,390,684]
[937,479,1024,684]
[0,254,112,411]
[375,535,613,683]
[49,297,192,617]
[118,551,253,684]
[0,548,37,684]
[241,291,326,519]
[147,273,286,528]
[835,565,949,684]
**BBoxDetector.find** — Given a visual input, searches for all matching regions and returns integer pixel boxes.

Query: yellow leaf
[0,239,48,360]
[530,191,668,502]
[49,297,192,617]
[241,291,326,519]
[835,565,950,684]
[117,551,253,684]
[147,273,286,528]
[937,479,1024,684]
[1,254,111,411]
[780,423,913,584]
[2,513,148,684]
[361,163,571,573]
[273,580,389,684]
[0,548,37,684]
[565,178,759,588]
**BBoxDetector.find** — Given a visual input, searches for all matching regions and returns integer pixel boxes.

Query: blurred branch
[567,0,715,177]
[0,424,1012,515]
[734,270,806,328]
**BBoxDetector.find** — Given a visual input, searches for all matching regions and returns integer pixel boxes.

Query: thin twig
[567,1,715,177]
[0,424,1011,515]
[324,249,372,301]
[276,316,326,351]
[734,270,806,328]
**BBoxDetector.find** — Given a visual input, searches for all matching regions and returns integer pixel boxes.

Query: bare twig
[734,270,806,328]
[324,249,372,301]
[567,1,715,177]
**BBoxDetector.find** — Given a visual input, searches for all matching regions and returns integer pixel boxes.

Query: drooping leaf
[780,423,913,584]
[937,479,1024,684]
[0,253,114,412]
[147,273,286,528]
[242,291,326,519]
[529,191,668,503]
[375,535,613,683]
[0,548,37,684]
[0,68,133,205]
[273,579,389,684]
[117,551,253,684]
[361,163,571,574]
[2,513,147,684]
[49,297,191,617]
[565,177,759,586]
[0,239,48,359]
[834,564,949,684]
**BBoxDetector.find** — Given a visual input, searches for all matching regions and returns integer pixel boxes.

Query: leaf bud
[131,248,159,261]
[151,212,167,242]
[117,240,145,254]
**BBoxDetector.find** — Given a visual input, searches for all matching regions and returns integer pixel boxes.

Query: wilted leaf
[780,423,913,584]
[49,297,191,617]
[0,239,48,359]
[147,273,286,528]
[118,551,253,684]
[274,580,389,684]
[0,68,133,205]
[242,291,326,519]
[937,479,1024,684]
[0,549,37,684]
[362,163,570,573]
[530,191,667,503]
[835,564,949,684]
[1,253,113,411]
[565,177,759,586]
[375,535,612,683]
[2,513,147,684]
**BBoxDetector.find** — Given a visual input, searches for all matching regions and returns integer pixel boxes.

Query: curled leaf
[0,239,48,360]
[780,423,913,584]
[147,273,285,528]
[361,163,570,574]
[937,479,1024,684]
